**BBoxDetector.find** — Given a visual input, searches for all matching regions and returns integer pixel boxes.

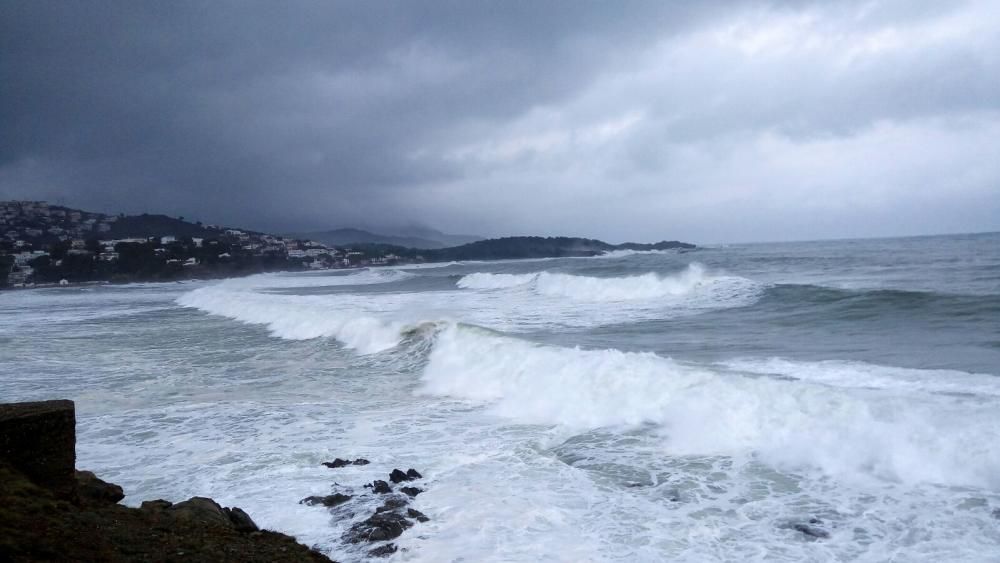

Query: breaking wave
[418,325,1000,488]
[457,263,759,302]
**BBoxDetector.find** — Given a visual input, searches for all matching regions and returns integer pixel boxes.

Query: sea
[3,232,1000,562]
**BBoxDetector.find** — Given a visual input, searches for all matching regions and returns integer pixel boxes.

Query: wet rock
[390,468,422,483]
[344,511,413,543]
[299,493,352,507]
[369,480,392,494]
[368,543,398,557]
[224,507,259,533]
[375,496,409,513]
[322,458,370,469]
[168,497,233,528]
[75,470,124,505]
[793,523,830,539]
[406,508,430,523]
[400,486,423,497]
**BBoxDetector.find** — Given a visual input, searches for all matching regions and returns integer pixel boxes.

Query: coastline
[0,400,332,563]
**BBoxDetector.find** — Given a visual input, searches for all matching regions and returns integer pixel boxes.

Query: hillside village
[0,201,405,288]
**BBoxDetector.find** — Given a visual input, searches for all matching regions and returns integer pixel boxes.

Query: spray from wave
[457,263,756,302]
[418,325,1000,488]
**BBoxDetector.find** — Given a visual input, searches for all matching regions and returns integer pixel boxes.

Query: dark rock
[405,468,422,480]
[140,499,173,511]
[0,400,77,500]
[389,469,410,483]
[406,508,430,523]
[400,486,423,497]
[168,496,232,528]
[370,480,392,494]
[300,493,352,507]
[368,543,397,557]
[224,507,259,533]
[375,496,409,513]
[322,457,370,468]
[344,511,413,543]
[75,470,124,505]
[793,523,830,539]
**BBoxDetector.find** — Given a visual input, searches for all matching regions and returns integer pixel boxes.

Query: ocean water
[3,232,1000,562]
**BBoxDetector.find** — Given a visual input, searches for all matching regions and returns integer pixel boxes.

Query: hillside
[291,228,450,249]
[351,236,695,262]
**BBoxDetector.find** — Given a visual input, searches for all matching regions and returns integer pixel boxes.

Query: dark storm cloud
[2,0,999,241]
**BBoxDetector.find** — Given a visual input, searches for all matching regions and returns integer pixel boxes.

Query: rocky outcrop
[322,458,370,468]
[0,400,77,500]
[0,400,331,563]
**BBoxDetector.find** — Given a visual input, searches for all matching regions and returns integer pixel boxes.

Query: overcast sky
[2,1,999,243]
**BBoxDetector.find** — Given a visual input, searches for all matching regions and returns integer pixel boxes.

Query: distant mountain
[350,236,696,262]
[424,236,694,261]
[291,227,482,249]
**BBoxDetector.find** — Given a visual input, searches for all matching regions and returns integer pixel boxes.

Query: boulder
[322,458,370,468]
[406,508,430,523]
[389,468,423,483]
[0,400,77,500]
[75,470,125,505]
[400,486,423,498]
[224,507,259,533]
[369,480,392,494]
[344,511,412,543]
[168,496,233,528]
[300,493,352,508]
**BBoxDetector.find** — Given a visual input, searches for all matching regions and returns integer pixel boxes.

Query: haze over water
[3,232,1000,561]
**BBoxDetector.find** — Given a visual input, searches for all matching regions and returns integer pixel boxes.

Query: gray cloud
[2,0,998,242]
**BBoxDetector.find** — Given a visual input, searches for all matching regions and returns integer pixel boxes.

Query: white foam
[419,326,1000,488]
[723,357,1000,397]
[457,263,760,303]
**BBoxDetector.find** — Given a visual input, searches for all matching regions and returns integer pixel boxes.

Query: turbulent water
[3,232,1000,562]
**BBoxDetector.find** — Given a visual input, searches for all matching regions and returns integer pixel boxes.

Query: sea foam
[419,325,1000,488]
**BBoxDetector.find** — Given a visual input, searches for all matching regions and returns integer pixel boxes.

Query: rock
[793,523,830,539]
[344,511,413,543]
[389,468,422,483]
[322,457,370,468]
[375,496,409,513]
[400,486,423,497]
[0,400,77,500]
[75,470,124,505]
[368,543,398,557]
[140,499,173,511]
[224,507,259,533]
[406,508,429,523]
[369,480,392,494]
[168,496,233,528]
[299,493,352,508]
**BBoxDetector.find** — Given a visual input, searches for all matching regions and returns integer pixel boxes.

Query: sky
[2,1,999,244]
